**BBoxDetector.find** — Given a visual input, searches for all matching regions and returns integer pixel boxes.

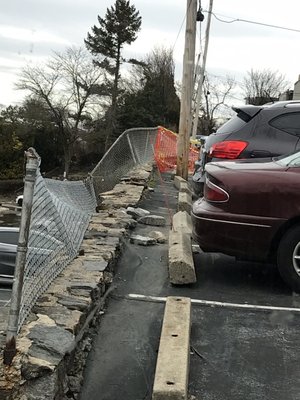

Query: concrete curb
[168,230,196,285]
[178,191,192,213]
[174,175,186,190]
[174,175,192,214]
[172,211,192,234]
[152,296,191,400]
[168,177,196,285]
[178,181,193,198]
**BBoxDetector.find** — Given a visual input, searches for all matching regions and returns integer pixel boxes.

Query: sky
[1,0,300,107]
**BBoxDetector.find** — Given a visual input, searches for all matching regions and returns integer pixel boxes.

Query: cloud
[0,25,70,45]
[0,0,300,107]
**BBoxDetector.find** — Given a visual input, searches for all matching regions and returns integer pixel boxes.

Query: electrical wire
[172,0,193,52]
[207,72,244,86]
[198,1,203,53]
[226,94,245,102]
[196,20,206,53]
[207,10,300,34]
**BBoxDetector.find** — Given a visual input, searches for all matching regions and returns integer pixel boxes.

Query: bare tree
[197,74,236,135]
[16,47,103,176]
[118,46,180,132]
[243,69,289,105]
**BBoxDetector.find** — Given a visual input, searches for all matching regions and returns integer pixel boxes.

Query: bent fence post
[3,148,40,365]
[127,134,139,165]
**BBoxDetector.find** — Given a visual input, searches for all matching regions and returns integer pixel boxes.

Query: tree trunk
[104,44,121,152]
[63,146,71,179]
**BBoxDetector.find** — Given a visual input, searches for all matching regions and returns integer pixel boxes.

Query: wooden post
[176,0,197,180]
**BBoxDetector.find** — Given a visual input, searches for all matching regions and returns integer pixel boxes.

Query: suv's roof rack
[267,100,300,109]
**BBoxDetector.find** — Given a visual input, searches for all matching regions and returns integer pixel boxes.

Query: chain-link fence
[91,127,158,195]
[6,127,158,340]
[18,173,97,328]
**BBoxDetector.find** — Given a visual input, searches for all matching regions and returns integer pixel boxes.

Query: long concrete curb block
[168,230,196,284]
[152,296,191,400]
[172,211,192,234]
[178,191,192,213]
[174,175,186,190]
[179,181,193,198]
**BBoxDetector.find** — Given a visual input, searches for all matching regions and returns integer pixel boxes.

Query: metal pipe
[3,148,40,365]
[127,134,139,165]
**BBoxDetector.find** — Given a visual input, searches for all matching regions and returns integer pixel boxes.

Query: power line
[207,11,300,34]
[172,0,193,52]
[196,22,206,52]
[227,94,245,102]
[208,72,244,86]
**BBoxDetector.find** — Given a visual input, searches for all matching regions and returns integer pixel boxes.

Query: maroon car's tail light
[204,179,229,202]
[209,140,248,159]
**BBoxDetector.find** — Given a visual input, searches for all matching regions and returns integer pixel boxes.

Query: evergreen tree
[85,0,142,149]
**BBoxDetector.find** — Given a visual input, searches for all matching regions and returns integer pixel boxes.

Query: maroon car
[191,151,300,292]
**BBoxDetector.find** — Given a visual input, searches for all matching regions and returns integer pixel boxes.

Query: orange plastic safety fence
[154,126,199,172]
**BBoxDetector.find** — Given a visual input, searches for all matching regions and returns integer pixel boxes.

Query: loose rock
[83,259,108,272]
[138,215,166,226]
[148,231,167,244]
[126,206,150,219]
[130,234,157,246]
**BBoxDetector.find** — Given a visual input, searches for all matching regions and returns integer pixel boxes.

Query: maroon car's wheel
[277,226,300,292]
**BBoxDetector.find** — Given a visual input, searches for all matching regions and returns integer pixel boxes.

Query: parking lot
[0,287,12,348]
[80,172,300,400]
[0,205,19,333]
[1,174,300,399]
[0,287,11,307]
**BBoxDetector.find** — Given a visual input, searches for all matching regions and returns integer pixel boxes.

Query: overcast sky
[1,0,300,106]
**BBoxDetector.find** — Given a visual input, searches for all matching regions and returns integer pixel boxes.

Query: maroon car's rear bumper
[191,198,286,261]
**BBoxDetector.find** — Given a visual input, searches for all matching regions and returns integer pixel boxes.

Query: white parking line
[127,294,300,313]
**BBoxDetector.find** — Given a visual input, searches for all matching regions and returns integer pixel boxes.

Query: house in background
[279,75,300,100]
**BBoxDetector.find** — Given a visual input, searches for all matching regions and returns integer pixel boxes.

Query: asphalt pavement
[79,170,300,400]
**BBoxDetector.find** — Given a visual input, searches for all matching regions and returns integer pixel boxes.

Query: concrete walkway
[79,171,300,400]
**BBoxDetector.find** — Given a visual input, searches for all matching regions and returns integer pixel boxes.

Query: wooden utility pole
[191,0,213,139]
[176,0,197,179]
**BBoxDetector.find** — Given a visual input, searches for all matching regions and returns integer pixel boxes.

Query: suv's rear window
[269,112,300,135]
[216,115,247,134]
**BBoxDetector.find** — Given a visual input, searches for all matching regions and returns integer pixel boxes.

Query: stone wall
[0,164,153,400]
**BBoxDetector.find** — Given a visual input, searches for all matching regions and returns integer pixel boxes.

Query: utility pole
[176,0,197,179]
[191,0,213,139]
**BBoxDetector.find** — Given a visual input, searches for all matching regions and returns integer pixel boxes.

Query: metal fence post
[127,134,139,165]
[3,148,40,365]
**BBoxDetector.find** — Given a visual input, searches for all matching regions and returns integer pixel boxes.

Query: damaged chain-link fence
[5,127,158,352]
[91,127,158,194]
